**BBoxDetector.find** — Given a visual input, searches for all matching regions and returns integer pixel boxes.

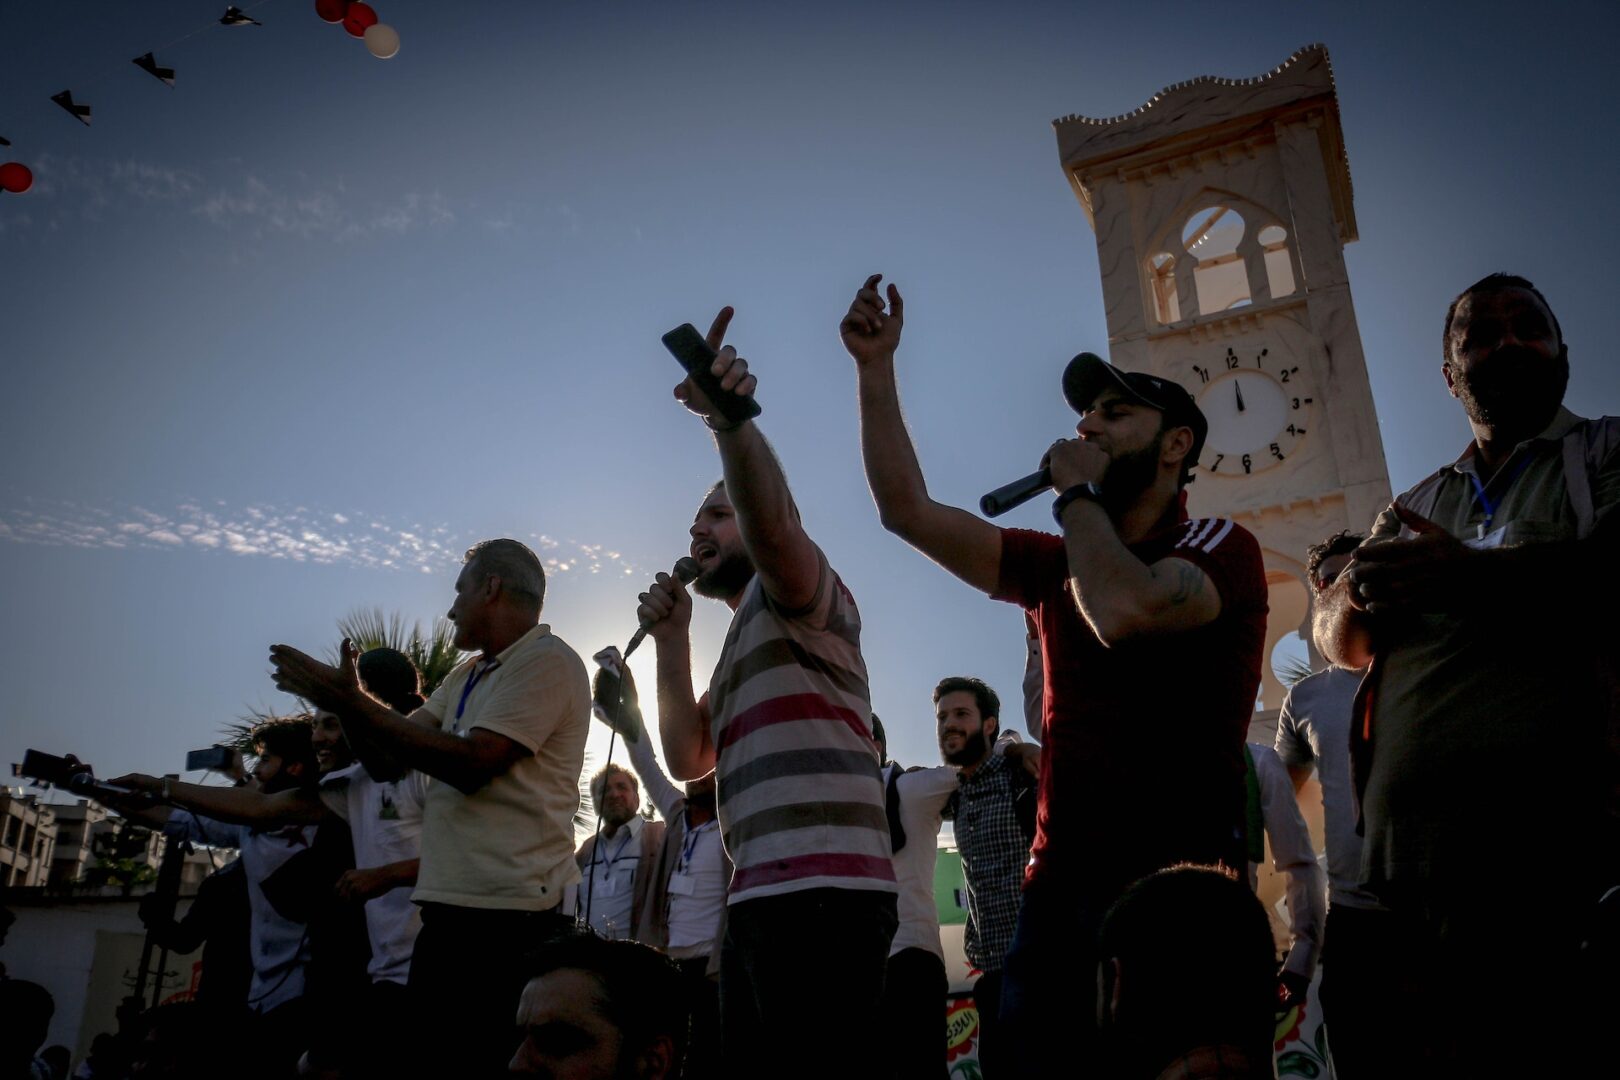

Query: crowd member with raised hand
[1315,274,1619,1073]
[111,719,321,1075]
[270,539,591,1078]
[591,660,728,1077]
[116,649,430,1078]
[842,275,1267,1072]
[633,307,896,1077]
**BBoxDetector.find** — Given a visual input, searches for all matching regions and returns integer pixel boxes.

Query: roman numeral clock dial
[1182,345,1312,476]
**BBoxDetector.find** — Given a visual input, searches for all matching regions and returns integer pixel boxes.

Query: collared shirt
[1274,667,1382,910]
[1360,408,1619,898]
[319,765,427,984]
[412,623,591,910]
[166,811,315,1013]
[579,815,646,939]
[622,734,727,954]
[945,753,1028,972]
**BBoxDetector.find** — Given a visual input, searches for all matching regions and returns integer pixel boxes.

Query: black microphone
[623,556,702,659]
[980,468,1052,518]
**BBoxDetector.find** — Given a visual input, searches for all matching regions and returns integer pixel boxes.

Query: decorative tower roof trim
[1053,44,1355,243]
[1052,43,1336,130]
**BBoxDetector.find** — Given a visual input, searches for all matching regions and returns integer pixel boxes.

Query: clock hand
[1234,379,1246,412]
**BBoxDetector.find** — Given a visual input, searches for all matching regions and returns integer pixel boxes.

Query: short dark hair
[463,538,546,610]
[869,714,887,760]
[1098,865,1275,1061]
[358,647,425,713]
[590,762,640,809]
[250,715,318,776]
[524,932,689,1069]
[0,979,53,1053]
[1443,272,1563,362]
[1305,530,1364,586]
[933,676,1001,727]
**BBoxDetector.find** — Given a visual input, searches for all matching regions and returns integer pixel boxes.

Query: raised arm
[842,275,1003,595]
[635,571,715,782]
[674,307,821,611]
[270,640,528,796]
[594,661,685,819]
[108,773,326,828]
[1253,745,1326,993]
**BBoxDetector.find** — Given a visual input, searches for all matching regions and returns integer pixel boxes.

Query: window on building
[1182,205,1251,313]
[1148,251,1180,324]
[1258,224,1296,299]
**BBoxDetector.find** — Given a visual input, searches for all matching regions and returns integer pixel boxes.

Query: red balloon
[0,162,33,194]
[343,2,378,36]
[315,0,350,23]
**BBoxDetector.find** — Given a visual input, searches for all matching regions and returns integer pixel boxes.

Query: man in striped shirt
[844,276,1267,1075]
[637,307,897,1077]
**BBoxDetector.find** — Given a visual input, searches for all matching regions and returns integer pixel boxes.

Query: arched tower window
[1182,205,1251,313]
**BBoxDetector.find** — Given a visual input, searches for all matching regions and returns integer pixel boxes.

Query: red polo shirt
[995,510,1268,902]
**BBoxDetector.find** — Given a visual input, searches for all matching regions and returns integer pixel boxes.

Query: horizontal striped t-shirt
[708,550,896,905]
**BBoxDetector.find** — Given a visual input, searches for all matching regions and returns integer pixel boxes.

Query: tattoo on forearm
[1168,561,1203,607]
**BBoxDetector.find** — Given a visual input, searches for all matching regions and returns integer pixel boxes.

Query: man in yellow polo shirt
[271,538,591,1077]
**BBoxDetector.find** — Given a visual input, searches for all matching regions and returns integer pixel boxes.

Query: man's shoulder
[1167,516,1262,562]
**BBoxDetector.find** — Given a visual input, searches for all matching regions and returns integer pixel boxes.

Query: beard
[1450,345,1568,430]
[941,731,990,768]
[1098,438,1163,514]
[691,550,755,601]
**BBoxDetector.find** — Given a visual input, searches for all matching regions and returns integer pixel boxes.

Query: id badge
[668,873,697,896]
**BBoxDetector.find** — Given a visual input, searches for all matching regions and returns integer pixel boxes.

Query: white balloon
[364,23,400,59]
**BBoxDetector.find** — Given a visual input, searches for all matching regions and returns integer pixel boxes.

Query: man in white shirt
[576,763,665,940]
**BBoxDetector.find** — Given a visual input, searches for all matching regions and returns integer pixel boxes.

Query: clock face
[1184,345,1314,476]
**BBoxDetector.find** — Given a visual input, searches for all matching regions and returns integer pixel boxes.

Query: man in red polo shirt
[842,274,1267,1073]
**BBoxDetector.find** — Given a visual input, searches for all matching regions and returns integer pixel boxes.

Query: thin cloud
[0,498,642,578]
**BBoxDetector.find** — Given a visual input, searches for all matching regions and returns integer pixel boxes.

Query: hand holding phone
[663,311,763,428]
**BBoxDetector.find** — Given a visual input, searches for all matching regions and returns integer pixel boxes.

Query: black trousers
[408,902,573,1078]
[676,956,722,1079]
[1317,905,1404,1080]
[879,947,948,1079]
[971,970,1003,1078]
[720,887,898,1079]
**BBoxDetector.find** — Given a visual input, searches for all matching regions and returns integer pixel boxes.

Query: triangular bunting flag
[220,6,262,25]
[51,90,92,126]
[133,52,177,87]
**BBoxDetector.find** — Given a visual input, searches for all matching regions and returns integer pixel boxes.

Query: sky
[3,0,1618,795]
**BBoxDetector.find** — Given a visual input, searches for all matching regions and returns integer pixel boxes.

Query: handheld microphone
[622,556,702,659]
[980,468,1052,518]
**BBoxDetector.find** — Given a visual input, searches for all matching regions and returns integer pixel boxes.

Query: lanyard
[1466,452,1535,536]
[677,819,718,874]
[453,658,501,730]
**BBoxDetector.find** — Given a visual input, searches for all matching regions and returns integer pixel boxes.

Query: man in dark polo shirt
[1316,273,1619,1074]
[842,274,1268,1073]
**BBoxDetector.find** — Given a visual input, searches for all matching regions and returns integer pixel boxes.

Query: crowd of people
[8,271,1615,1079]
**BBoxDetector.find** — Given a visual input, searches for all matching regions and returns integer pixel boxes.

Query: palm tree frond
[336,607,467,697]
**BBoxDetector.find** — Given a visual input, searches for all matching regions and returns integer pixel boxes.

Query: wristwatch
[1052,483,1105,524]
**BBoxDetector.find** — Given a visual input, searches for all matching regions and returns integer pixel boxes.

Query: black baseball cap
[1062,352,1208,473]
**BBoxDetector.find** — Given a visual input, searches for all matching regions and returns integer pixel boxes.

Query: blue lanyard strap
[1466,452,1536,535]
[678,818,717,872]
[454,658,501,725]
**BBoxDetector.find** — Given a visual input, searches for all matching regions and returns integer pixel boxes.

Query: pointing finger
[705,307,735,352]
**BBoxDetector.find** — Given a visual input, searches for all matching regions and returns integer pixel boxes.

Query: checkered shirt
[945,752,1029,972]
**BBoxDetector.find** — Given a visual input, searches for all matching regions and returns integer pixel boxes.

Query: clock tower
[1053,44,1391,713]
